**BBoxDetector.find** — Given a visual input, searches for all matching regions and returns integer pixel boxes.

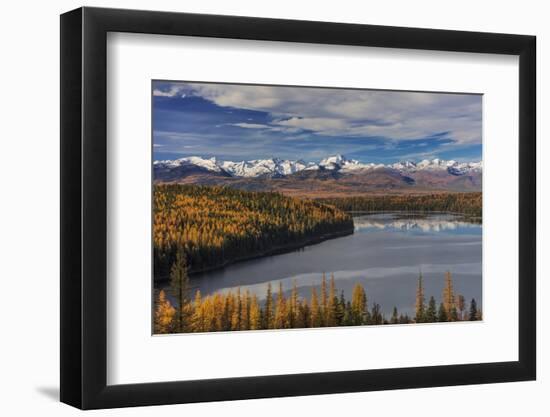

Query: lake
[157,212,482,317]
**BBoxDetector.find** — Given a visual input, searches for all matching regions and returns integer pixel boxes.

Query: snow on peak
[154,156,223,172]
[153,155,482,178]
[220,158,309,177]
[404,158,482,174]
[319,155,376,172]
[391,161,417,171]
[320,154,345,165]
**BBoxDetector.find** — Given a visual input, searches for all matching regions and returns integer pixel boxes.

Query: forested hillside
[153,184,354,280]
[319,192,482,217]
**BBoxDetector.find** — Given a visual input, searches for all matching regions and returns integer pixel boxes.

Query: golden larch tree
[442,271,455,315]
[351,283,367,325]
[249,294,261,330]
[310,287,322,328]
[154,290,175,334]
[240,290,250,330]
[191,290,204,332]
[274,282,288,329]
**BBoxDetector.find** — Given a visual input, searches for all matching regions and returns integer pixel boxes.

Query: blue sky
[153,81,482,163]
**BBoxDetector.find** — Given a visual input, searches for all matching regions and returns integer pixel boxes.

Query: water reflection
[354,213,480,233]
[158,212,482,316]
[215,261,481,300]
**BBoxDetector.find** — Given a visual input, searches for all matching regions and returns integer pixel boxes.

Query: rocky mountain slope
[153,155,482,196]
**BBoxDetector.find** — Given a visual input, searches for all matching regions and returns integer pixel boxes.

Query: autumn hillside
[153,185,354,280]
[320,192,482,218]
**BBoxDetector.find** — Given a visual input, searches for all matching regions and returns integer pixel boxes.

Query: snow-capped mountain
[393,158,482,175]
[154,154,482,179]
[155,156,224,172]
[219,158,315,177]
[154,156,314,178]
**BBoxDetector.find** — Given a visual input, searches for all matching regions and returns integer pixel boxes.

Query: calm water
[158,212,482,317]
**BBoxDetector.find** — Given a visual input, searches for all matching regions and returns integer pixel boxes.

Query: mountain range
[153,155,482,197]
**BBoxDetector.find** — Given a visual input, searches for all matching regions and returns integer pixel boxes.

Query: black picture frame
[60,6,536,410]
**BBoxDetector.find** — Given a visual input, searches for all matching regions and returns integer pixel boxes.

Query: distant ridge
[153,154,482,196]
[154,154,482,179]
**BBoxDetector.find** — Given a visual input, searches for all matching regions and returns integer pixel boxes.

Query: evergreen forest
[154,184,354,279]
[320,192,481,218]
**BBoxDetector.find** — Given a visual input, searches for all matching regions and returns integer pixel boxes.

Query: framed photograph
[60,7,536,409]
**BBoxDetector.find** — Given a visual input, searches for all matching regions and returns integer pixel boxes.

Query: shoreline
[153,209,481,284]
[154,226,354,283]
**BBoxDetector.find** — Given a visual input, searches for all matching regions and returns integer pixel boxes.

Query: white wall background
[0,0,545,415]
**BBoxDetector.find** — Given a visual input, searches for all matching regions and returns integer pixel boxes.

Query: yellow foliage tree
[274,282,288,329]
[154,290,175,334]
[249,294,261,330]
[310,287,322,328]
[442,271,455,315]
[351,283,367,325]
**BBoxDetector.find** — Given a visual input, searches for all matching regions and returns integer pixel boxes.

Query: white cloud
[182,83,481,144]
[229,123,269,129]
[276,117,347,131]
[153,85,186,97]
[227,122,303,134]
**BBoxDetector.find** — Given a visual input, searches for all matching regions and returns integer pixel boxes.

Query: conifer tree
[213,297,222,331]
[426,296,437,322]
[415,272,426,323]
[476,308,482,321]
[442,271,455,315]
[469,298,478,321]
[274,282,287,329]
[391,306,399,324]
[457,294,466,321]
[449,306,459,322]
[399,314,411,324]
[264,282,273,329]
[220,295,231,331]
[326,274,337,326]
[336,290,346,325]
[259,309,265,330]
[215,294,226,331]
[370,303,383,325]
[343,301,352,326]
[170,247,191,333]
[298,299,310,328]
[191,290,204,332]
[290,280,299,327]
[201,296,215,332]
[240,290,250,330]
[351,284,367,325]
[321,273,328,325]
[230,290,241,330]
[310,287,322,328]
[285,298,294,328]
[154,290,176,334]
[249,294,261,330]
[438,302,448,322]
